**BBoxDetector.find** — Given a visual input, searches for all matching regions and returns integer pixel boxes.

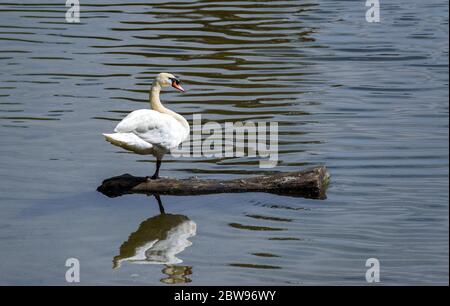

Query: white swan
[103,73,189,179]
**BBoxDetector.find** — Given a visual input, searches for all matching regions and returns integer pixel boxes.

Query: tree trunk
[97,166,330,200]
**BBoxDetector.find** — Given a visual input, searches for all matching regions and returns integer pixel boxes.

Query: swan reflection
[113,195,197,281]
[161,265,193,284]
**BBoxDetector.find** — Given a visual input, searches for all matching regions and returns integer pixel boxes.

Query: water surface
[0,0,448,285]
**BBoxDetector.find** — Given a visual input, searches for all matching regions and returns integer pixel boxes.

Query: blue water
[0,0,448,285]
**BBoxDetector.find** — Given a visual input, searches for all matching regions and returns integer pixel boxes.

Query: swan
[103,73,189,179]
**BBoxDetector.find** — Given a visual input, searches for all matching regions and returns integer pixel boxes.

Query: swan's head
[156,73,185,92]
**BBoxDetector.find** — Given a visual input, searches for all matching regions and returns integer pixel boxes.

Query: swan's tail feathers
[103,133,153,154]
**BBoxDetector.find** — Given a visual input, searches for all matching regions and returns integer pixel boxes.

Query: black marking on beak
[170,77,185,92]
[170,77,182,85]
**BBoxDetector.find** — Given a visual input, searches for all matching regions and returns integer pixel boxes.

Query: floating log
[97,166,330,200]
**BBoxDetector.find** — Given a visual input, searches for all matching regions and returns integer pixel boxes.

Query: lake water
[0,0,448,285]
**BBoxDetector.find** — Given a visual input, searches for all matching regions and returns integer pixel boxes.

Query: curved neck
[150,81,165,112]
[150,82,189,130]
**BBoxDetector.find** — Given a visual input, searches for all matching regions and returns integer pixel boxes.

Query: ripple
[229,263,282,270]
[245,214,293,222]
[0,0,448,286]
[228,223,286,231]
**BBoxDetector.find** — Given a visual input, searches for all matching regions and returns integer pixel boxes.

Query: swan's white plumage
[104,109,188,156]
[103,72,189,175]
[114,109,187,149]
[103,132,154,155]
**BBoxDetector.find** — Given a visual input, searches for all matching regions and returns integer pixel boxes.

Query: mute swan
[103,73,189,179]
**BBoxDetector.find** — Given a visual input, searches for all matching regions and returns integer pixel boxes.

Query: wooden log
[97,166,330,200]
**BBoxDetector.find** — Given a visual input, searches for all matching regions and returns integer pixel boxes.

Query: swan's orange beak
[172,80,185,92]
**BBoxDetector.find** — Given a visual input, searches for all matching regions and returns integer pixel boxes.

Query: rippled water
[0,0,448,285]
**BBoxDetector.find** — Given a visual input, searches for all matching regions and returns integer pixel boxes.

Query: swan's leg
[150,159,162,180]
[153,194,165,214]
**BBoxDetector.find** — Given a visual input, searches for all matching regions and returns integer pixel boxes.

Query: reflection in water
[0,0,447,286]
[161,265,193,284]
[113,195,196,284]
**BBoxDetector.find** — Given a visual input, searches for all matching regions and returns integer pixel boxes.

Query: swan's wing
[114,109,184,149]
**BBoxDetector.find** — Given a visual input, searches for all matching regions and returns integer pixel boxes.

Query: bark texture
[97,166,330,199]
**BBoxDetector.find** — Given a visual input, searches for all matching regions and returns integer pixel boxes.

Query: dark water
[0,0,448,285]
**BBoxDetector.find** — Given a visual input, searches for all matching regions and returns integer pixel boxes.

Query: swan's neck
[150,82,189,130]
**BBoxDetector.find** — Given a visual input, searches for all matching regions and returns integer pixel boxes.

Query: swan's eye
[170,78,181,85]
